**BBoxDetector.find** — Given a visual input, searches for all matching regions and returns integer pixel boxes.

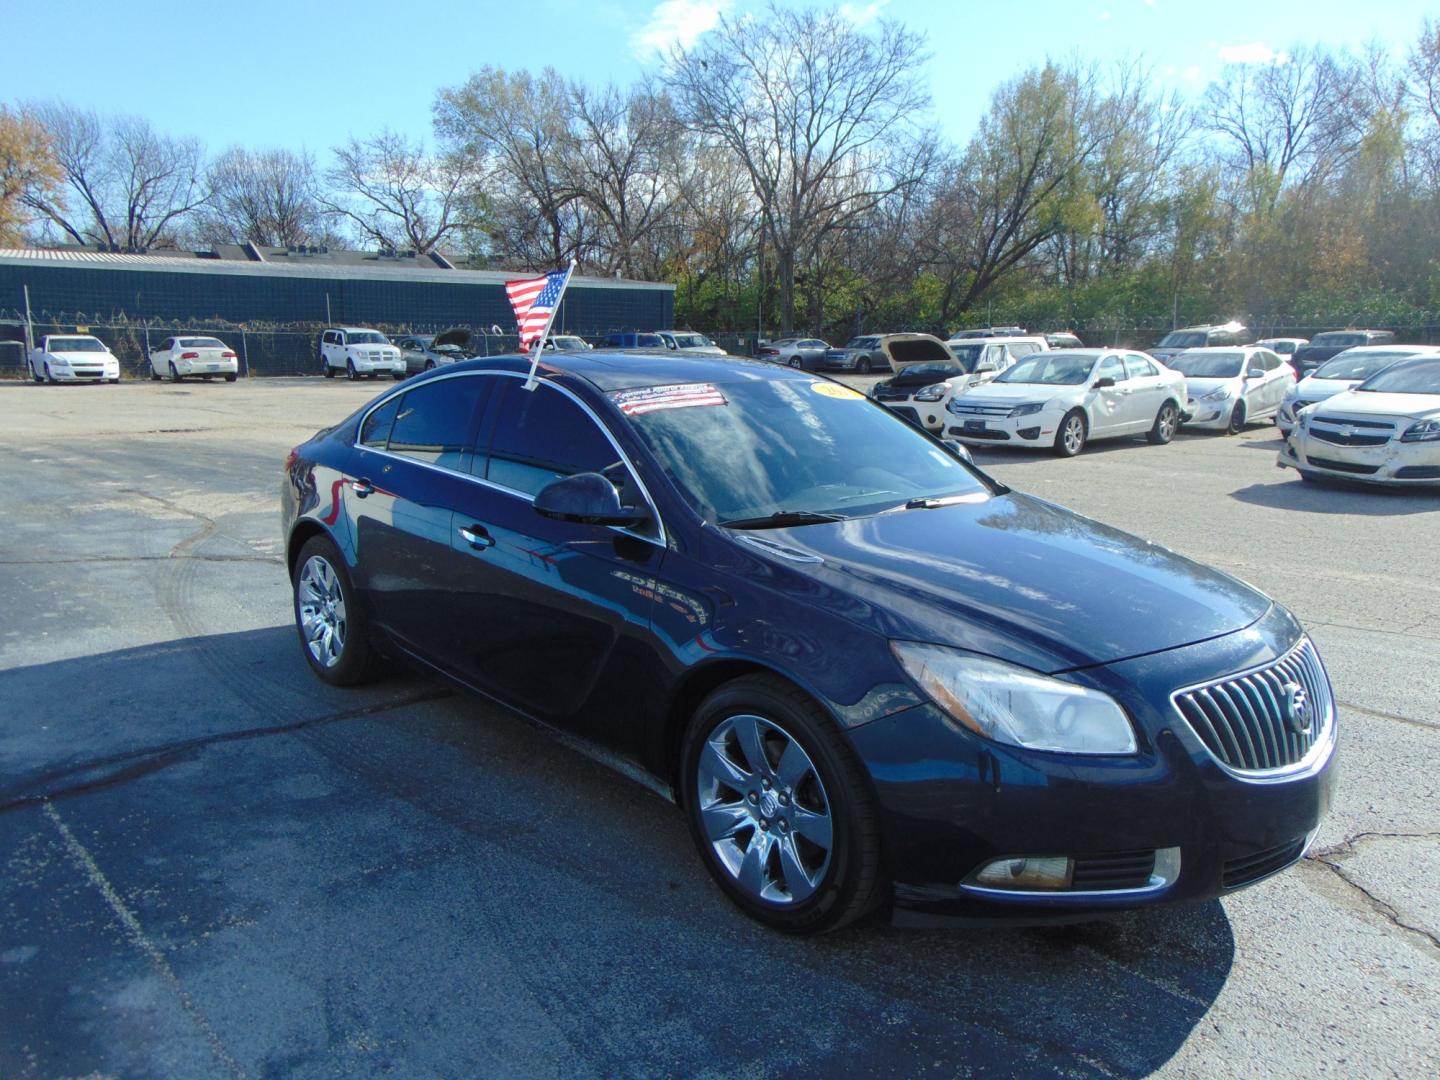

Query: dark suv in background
[1289,330,1396,379]
[1148,323,1252,366]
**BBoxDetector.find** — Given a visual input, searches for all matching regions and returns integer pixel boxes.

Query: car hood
[962,381,1074,405]
[50,350,114,361]
[1312,390,1440,419]
[750,492,1272,673]
[1292,345,1349,365]
[1182,376,1241,395]
[1289,379,1355,404]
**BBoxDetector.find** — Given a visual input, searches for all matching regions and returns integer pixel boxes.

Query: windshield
[1312,332,1367,348]
[946,343,983,370]
[48,337,107,352]
[672,334,713,348]
[347,332,389,345]
[550,336,588,350]
[1157,331,1206,348]
[178,337,226,349]
[1356,359,1440,395]
[617,378,986,523]
[1169,351,1244,378]
[1313,350,1418,381]
[994,352,1094,386]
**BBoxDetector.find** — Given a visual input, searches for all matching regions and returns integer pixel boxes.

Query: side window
[387,378,488,470]
[359,396,400,448]
[1260,351,1280,372]
[482,383,629,499]
[1009,343,1041,358]
[1098,355,1128,382]
[323,331,337,346]
[1124,354,1159,379]
[160,338,173,351]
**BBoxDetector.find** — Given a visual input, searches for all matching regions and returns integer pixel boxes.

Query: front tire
[31,363,43,384]
[1226,401,1247,435]
[856,357,872,374]
[391,372,404,381]
[1148,401,1179,445]
[346,360,358,381]
[681,675,882,935]
[1054,409,1087,457]
[788,356,801,368]
[292,536,379,686]
[44,362,56,385]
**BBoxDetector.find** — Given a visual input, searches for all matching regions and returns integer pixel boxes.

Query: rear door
[346,375,493,657]
[442,376,664,742]
[1123,352,1167,426]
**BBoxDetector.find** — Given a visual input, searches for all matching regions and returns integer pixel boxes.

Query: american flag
[506,269,569,351]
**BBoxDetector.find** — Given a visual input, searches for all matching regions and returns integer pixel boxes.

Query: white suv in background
[320,327,406,381]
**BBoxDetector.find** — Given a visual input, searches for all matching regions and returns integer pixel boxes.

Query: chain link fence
[7,313,1440,377]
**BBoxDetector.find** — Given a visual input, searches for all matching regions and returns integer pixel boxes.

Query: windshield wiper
[719,510,847,530]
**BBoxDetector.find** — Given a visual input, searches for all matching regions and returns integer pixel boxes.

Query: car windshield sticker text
[611,383,728,416]
[810,382,864,400]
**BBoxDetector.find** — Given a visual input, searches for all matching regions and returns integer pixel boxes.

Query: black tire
[391,372,405,381]
[1226,401,1247,435]
[44,362,56,385]
[292,535,379,687]
[1054,409,1087,457]
[856,357,872,374]
[323,360,335,379]
[224,373,237,383]
[1148,401,1179,445]
[424,359,436,371]
[680,674,883,935]
[31,363,43,385]
[169,361,182,383]
[788,356,801,368]
[149,365,161,381]
[346,360,358,381]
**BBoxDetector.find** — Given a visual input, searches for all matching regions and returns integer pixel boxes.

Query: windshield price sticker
[811,382,864,400]
[612,383,729,416]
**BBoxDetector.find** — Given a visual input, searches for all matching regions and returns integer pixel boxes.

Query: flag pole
[523,259,578,391]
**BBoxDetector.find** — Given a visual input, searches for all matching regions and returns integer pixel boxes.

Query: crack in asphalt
[1303,617,1440,643]
[1306,831,1440,953]
[0,688,453,815]
[1336,700,1438,732]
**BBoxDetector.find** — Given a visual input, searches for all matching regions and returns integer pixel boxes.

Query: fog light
[972,855,1073,890]
[1017,426,1041,440]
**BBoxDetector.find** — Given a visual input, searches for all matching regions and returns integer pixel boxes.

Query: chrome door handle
[351,479,373,498]
[459,525,494,550]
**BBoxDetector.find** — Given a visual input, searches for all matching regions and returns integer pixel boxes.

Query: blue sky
[3,0,1433,159]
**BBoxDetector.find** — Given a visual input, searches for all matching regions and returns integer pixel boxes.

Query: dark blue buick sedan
[281,352,1335,933]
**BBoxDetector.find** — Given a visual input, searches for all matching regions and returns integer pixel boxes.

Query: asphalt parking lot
[1,374,1437,1078]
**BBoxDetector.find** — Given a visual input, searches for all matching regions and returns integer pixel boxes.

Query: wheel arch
[287,519,336,581]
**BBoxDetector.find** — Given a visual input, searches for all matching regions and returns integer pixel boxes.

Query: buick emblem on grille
[1282,683,1310,734]
[1339,425,1354,439]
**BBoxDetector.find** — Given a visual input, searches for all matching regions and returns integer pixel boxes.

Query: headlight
[1400,418,1440,443]
[914,384,948,402]
[891,642,1138,755]
[1008,402,1043,418]
[1201,386,1232,402]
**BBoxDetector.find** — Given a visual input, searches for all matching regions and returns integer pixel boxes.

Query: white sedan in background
[1279,355,1440,487]
[1277,345,1440,435]
[1168,346,1292,433]
[945,349,1185,457]
[148,335,239,382]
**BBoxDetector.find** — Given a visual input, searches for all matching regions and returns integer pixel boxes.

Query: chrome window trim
[353,368,668,548]
[1169,636,1336,784]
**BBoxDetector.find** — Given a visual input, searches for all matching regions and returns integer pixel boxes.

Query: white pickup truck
[29,334,122,384]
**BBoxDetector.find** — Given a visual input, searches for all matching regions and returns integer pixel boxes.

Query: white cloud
[1163,64,1204,82]
[631,0,730,57]
[1098,10,1112,21]
[1218,41,1291,66]
[839,0,890,26]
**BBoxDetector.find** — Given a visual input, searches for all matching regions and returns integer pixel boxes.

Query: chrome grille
[948,402,1013,418]
[1311,414,1393,430]
[1310,429,1389,447]
[1171,638,1333,776]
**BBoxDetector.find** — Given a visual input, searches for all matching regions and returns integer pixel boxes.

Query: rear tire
[1054,409,1087,457]
[788,356,801,368]
[1148,401,1179,445]
[169,361,182,383]
[149,365,161,381]
[323,360,335,379]
[292,535,380,687]
[681,674,883,935]
[1226,402,1247,435]
[424,359,436,371]
[224,373,237,383]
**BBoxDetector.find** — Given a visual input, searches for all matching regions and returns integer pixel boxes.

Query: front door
[442,376,664,746]
[1088,354,1134,435]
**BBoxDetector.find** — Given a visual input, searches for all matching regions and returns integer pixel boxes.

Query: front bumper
[46,362,119,382]
[1182,397,1234,429]
[876,397,946,431]
[945,411,1054,447]
[847,608,1337,922]
[352,358,406,374]
[1278,432,1440,486]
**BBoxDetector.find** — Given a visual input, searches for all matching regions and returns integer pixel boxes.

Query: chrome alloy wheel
[1062,413,1086,454]
[695,714,833,904]
[297,555,347,668]
[1157,406,1177,441]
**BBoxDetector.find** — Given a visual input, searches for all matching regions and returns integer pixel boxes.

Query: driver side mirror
[534,472,650,527]
[1093,376,1116,389]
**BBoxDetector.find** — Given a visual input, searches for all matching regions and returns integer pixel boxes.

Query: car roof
[945,335,1048,346]
[1178,345,1265,354]
[423,349,802,393]
[1332,344,1438,355]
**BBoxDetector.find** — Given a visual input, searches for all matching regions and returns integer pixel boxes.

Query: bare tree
[20,101,206,248]
[665,2,931,332]
[323,130,474,253]
[199,146,326,247]
[1204,45,1361,216]
[434,67,585,269]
